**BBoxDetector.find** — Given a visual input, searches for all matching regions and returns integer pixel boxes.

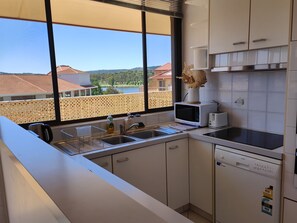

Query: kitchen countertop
[76,124,283,161]
[187,127,283,160]
[0,116,283,223]
[0,117,192,223]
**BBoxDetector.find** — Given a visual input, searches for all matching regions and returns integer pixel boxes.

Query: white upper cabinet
[209,0,290,54]
[209,0,250,54]
[249,0,290,49]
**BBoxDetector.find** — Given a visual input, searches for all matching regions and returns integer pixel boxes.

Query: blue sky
[0,19,171,74]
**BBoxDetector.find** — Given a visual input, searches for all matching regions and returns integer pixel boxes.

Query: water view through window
[0,0,173,124]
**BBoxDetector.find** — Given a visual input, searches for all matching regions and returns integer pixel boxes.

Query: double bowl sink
[101,128,178,145]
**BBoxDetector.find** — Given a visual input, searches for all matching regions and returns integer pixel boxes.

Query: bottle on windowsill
[106,115,114,134]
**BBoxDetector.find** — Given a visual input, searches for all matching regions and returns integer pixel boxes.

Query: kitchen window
[0,0,181,125]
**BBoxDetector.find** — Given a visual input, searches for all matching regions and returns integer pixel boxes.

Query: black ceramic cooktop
[204,127,283,150]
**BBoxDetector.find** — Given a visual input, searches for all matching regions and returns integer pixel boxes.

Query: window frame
[19,0,181,128]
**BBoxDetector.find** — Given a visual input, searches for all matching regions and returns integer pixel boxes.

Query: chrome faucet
[120,123,140,135]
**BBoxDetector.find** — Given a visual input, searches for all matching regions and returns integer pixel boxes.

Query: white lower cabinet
[283,198,297,223]
[112,144,167,204]
[189,139,213,215]
[166,139,189,210]
[91,155,112,172]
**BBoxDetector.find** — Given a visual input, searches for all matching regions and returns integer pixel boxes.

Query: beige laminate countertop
[0,117,192,223]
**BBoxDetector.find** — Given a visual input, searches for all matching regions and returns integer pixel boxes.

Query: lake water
[102,87,140,93]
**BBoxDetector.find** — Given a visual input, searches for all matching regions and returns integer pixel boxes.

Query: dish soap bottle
[106,115,114,134]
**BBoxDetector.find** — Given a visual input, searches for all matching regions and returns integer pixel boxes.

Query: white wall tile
[267,92,285,113]
[230,109,248,128]
[257,49,269,64]
[249,72,268,92]
[218,91,232,103]
[248,92,267,111]
[218,72,232,91]
[266,112,284,134]
[232,91,248,110]
[247,111,266,131]
[267,71,286,92]
[232,73,249,91]
[268,47,281,64]
[201,90,218,102]
[205,72,219,90]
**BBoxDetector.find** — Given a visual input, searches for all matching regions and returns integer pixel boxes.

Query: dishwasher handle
[236,161,250,170]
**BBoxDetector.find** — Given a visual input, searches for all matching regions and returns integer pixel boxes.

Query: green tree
[104,86,120,95]
[91,81,103,95]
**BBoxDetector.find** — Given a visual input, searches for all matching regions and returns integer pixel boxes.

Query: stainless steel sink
[101,135,136,145]
[127,130,169,139]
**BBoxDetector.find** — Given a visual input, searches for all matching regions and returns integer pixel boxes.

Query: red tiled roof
[47,65,87,75]
[0,75,86,96]
[150,70,172,80]
[154,63,171,71]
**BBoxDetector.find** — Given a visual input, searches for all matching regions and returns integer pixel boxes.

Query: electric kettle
[28,123,53,143]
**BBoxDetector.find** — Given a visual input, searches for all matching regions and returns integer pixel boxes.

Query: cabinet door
[112,144,167,204]
[249,0,290,49]
[209,0,250,54]
[91,155,112,172]
[189,139,213,215]
[283,198,297,223]
[166,139,189,210]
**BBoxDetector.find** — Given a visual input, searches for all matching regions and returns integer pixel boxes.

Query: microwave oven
[174,102,217,127]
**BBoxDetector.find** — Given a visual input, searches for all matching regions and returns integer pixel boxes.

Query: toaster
[208,112,228,128]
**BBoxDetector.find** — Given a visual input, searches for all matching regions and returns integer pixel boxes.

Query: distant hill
[87,66,159,75]
[0,65,160,76]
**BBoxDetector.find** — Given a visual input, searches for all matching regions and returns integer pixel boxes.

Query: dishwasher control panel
[215,146,281,178]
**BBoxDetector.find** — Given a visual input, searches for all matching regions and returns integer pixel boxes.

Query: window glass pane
[0,2,55,124]
[146,13,172,109]
[51,1,143,121]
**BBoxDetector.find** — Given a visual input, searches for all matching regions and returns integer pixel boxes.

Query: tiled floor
[182,211,212,223]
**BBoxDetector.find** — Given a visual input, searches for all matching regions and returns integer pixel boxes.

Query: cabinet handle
[100,162,109,167]
[116,157,129,163]
[252,38,267,43]
[169,145,179,150]
[233,41,246,46]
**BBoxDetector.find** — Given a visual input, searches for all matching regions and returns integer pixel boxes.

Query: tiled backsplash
[200,70,286,134]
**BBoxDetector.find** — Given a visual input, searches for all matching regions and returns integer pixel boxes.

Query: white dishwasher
[215,145,282,223]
